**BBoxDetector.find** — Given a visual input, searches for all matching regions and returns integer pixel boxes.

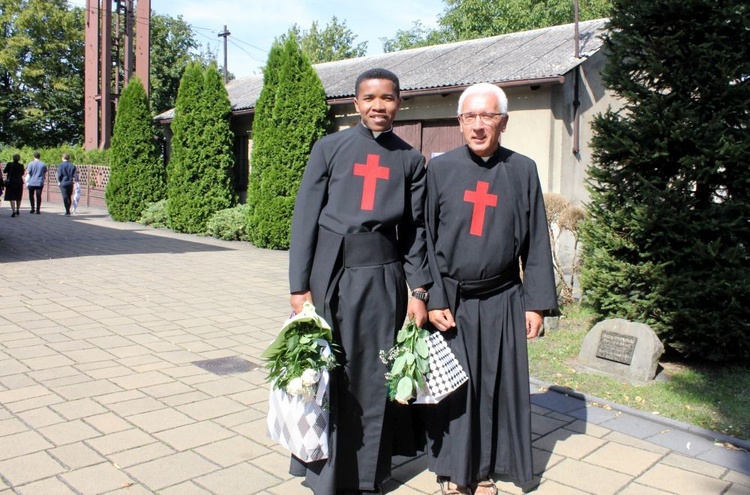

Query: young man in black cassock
[288,68,430,495]
[424,83,558,495]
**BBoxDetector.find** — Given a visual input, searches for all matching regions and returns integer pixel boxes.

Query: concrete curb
[529,377,750,452]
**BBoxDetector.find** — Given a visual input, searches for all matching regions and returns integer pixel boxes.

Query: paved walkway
[0,202,748,495]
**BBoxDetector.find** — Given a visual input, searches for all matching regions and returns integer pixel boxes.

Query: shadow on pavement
[0,206,233,262]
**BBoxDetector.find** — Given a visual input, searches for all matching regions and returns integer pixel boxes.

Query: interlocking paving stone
[85,429,157,456]
[9,477,77,495]
[583,442,662,475]
[0,430,53,461]
[194,462,282,494]
[38,419,102,446]
[109,370,174,390]
[0,385,50,404]
[533,427,607,459]
[0,451,66,486]
[544,458,631,495]
[126,451,219,491]
[617,484,673,495]
[154,421,235,451]
[645,428,718,457]
[52,380,124,401]
[60,462,137,494]
[50,398,108,420]
[126,408,195,433]
[158,481,214,495]
[194,436,269,467]
[106,442,176,469]
[83,412,133,434]
[49,442,106,469]
[600,412,669,439]
[0,417,28,437]
[176,396,247,421]
[636,463,731,494]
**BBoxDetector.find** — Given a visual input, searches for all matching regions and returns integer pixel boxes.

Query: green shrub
[247,35,329,249]
[106,77,166,222]
[138,200,169,228]
[205,204,252,241]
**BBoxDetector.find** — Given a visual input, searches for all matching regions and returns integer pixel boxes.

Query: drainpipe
[572,0,581,155]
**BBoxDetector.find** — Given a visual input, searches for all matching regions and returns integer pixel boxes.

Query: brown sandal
[438,477,472,495]
[472,477,498,495]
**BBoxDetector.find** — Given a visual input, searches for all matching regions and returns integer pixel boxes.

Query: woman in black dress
[3,154,25,217]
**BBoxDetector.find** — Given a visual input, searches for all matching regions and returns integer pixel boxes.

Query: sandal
[472,477,498,495]
[438,476,472,495]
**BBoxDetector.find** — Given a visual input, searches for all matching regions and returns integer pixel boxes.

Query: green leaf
[392,354,407,375]
[396,327,410,343]
[415,338,429,359]
[396,376,414,400]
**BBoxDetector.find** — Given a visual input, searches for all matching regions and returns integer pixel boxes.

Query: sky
[152,0,446,79]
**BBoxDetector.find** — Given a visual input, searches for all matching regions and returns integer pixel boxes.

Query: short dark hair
[355,68,400,98]
[33,151,40,159]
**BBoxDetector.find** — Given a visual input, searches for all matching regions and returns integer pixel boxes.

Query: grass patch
[528,303,750,442]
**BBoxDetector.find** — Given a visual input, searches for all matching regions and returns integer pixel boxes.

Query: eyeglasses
[458,112,505,125]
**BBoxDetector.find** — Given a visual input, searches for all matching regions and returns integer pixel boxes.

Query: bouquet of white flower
[262,302,339,462]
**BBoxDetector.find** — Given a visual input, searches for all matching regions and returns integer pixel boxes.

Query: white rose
[286,377,305,396]
[301,368,320,386]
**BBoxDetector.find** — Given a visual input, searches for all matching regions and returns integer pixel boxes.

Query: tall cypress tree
[246,41,284,221]
[167,62,204,233]
[195,63,236,216]
[106,77,164,222]
[249,35,329,249]
[580,0,750,361]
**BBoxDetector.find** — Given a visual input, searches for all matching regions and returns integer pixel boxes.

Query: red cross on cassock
[353,154,390,210]
[463,181,497,236]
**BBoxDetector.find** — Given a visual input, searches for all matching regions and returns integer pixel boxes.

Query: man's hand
[290,291,313,314]
[407,297,428,327]
[429,308,456,332]
[526,310,544,339]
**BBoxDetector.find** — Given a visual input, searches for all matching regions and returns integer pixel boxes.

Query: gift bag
[267,371,330,462]
[415,331,468,404]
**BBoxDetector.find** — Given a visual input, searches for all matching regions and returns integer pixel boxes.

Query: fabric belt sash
[311,227,400,322]
[443,266,521,317]
[342,230,399,267]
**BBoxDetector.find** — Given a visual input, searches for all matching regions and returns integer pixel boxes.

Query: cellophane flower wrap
[262,302,339,462]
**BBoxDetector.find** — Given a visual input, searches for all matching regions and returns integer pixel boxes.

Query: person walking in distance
[3,154,25,217]
[26,151,47,214]
[56,153,78,216]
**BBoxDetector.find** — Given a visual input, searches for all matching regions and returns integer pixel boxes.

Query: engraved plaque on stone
[596,331,638,365]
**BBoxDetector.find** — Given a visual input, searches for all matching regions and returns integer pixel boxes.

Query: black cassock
[424,145,557,486]
[289,123,430,494]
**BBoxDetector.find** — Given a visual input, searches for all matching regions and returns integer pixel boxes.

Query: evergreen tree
[248,36,329,249]
[106,77,164,221]
[194,63,236,215]
[246,41,284,221]
[580,0,750,361]
[167,61,204,232]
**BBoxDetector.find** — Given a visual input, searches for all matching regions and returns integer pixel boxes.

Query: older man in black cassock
[288,68,430,495]
[423,83,558,495]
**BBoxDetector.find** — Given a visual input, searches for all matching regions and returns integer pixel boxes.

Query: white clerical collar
[480,156,491,162]
[361,121,391,138]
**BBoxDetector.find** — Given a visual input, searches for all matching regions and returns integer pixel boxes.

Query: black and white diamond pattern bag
[416,331,469,404]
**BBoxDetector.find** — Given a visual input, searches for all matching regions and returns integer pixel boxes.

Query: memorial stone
[578,318,664,383]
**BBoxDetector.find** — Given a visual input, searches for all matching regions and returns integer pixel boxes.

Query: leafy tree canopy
[382,0,612,51]
[280,16,367,64]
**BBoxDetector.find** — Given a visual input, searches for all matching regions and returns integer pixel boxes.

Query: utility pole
[218,25,230,83]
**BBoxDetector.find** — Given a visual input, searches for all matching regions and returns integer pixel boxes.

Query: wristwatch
[411,289,429,302]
